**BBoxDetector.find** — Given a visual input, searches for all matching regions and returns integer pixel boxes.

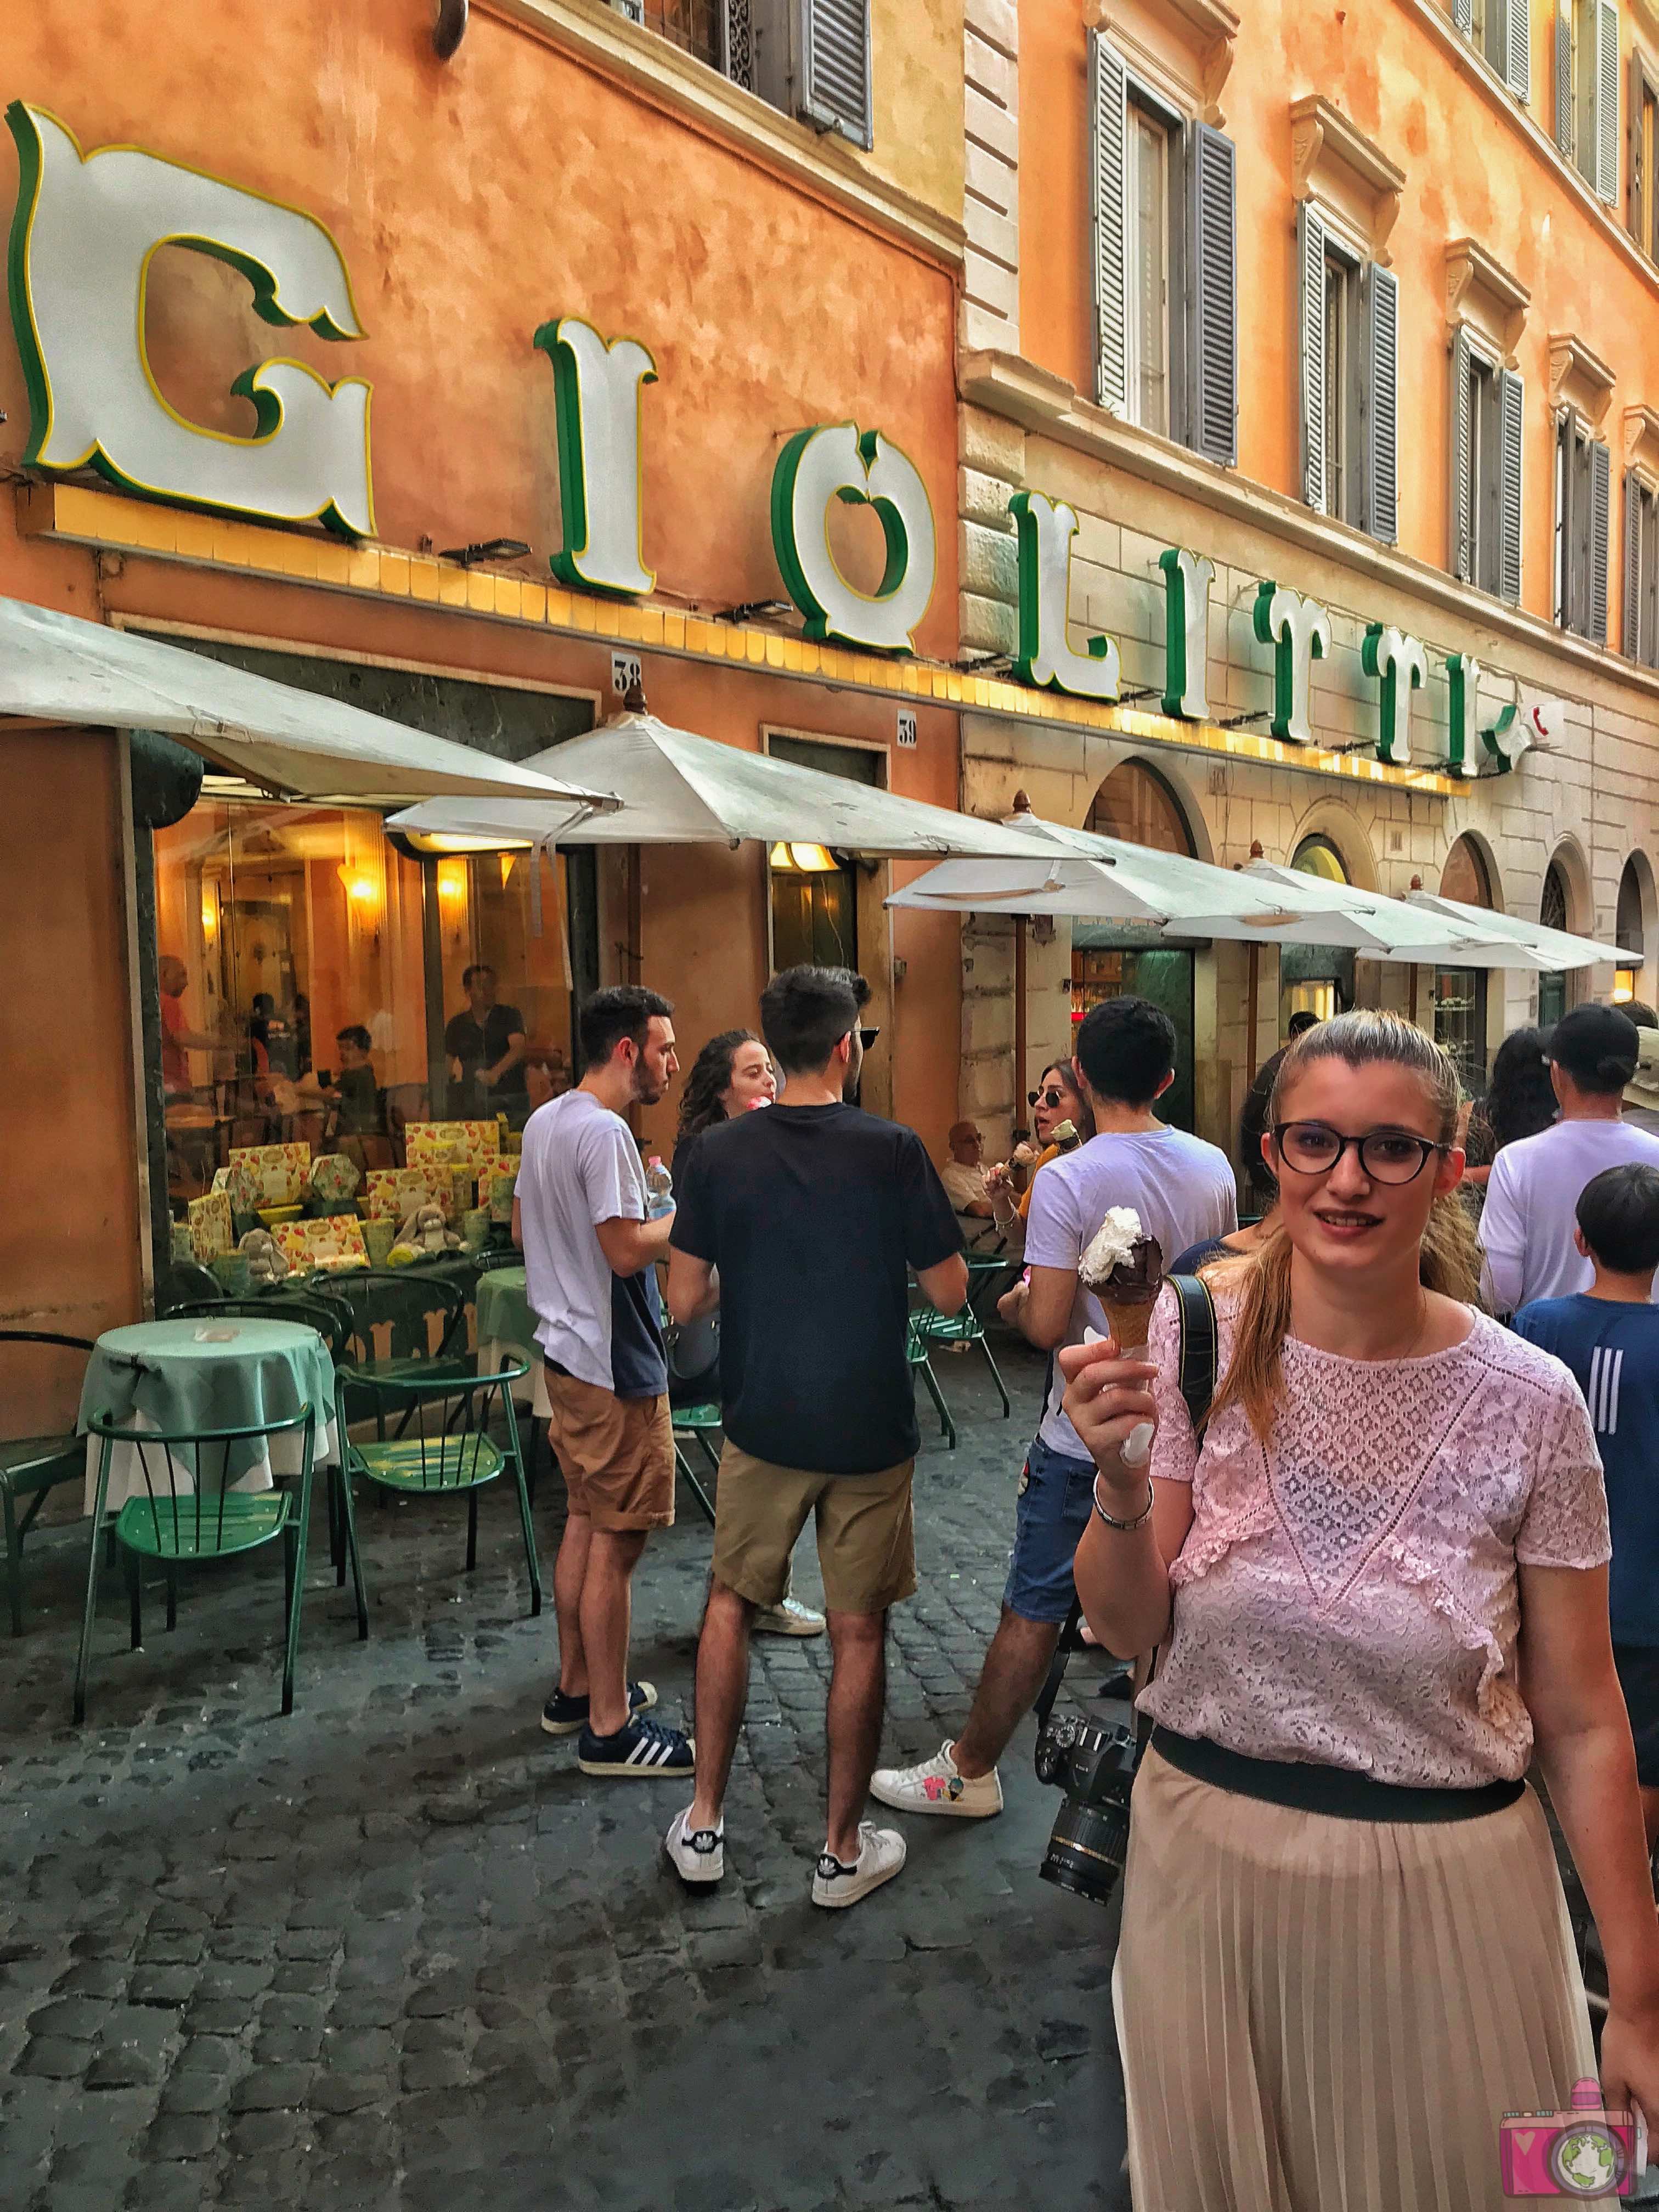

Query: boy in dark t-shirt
[1517,1161,1659,1846]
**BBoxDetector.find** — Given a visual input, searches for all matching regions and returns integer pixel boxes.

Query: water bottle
[644,1156,674,1218]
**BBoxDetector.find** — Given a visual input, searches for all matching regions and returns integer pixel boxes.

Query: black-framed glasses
[1028,1087,1065,1110]
[1271,1121,1445,1184]
[859,1027,881,1051]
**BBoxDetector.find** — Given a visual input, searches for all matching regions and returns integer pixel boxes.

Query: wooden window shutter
[1598,0,1622,201]
[1505,0,1532,98]
[1090,32,1130,416]
[1189,122,1238,466]
[798,0,872,150]
[1366,263,1400,543]
[1451,331,1474,582]
[1558,1,1575,151]
[1592,435,1612,640]
[1499,368,1525,605]
[1629,47,1645,232]
[1299,202,1328,514]
[1637,466,1654,646]
[1452,0,1474,30]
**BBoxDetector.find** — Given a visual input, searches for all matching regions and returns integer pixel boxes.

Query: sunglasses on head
[859,1027,880,1050]
[1028,1086,1065,1109]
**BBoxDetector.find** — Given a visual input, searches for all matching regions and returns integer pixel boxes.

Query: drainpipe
[433,0,467,60]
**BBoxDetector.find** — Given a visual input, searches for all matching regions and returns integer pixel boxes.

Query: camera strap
[1032,1274,1221,1751]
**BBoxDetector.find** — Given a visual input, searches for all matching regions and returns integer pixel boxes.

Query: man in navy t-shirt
[1517,1161,1659,1846]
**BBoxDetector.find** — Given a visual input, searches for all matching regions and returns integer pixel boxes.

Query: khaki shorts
[545,1369,674,1532]
[712,1442,916,1616]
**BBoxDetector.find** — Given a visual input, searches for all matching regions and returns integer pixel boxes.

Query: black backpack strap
[1169,1271,1219,1437]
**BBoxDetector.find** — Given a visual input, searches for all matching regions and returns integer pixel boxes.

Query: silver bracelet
[1092,1473,1154,1532]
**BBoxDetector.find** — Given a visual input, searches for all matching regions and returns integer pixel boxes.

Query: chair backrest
[86,1403,317,1551]
[0,1329,97,1443]
[155,1261,224,1315]
[336,1361,527,1488]
[324,1267,470,1368]
[165,1296,353,1364]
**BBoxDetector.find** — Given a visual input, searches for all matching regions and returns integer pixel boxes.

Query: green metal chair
[75,1403,319,1722]
[154,1261,224,1314]
[671,1402,722,1526]
[332,1359,540,1623]
[906,1312,957,1452]
[914,1302,1013,1421]
[167,1291,355,1364]
[1,1330,96,1635]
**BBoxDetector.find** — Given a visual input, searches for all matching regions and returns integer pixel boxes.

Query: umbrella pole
[626,846,643,983]
[1246,941,1260,1082]
[1014,917,1028,1137]
[1410,964,1421,1029]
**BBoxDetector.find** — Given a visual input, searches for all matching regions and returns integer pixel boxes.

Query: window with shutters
[1560,0,1622,202]
[622,0,873,149]
[1556,409,1611,641]
[1626,475,1659,665]
[1466,354,1504,594]
[1323,248,1363,528]
[1297,204,1398,542]
[1632,53,1659,258]
[1462,0,1532,99]
[1091,32,1237,466]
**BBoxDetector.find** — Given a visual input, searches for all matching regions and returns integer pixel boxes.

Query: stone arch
[1284,794,1379,892]
[1543,834,1594,938]
[1081,753,1213,865]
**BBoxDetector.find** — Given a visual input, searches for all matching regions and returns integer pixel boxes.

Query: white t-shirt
[1024,1125,1238,1458]
[1480,1115,1659,1312]
[940,1160,991,1214]
[515,1088,664,1396]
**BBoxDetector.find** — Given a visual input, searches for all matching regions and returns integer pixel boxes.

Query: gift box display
[309,1152,363,1210]
[273,1215,370,1272]
[186,1190,234,1262]
[405,1121,502,1169]
[488,1169,517,1225]
[364,1166,448,1221]
[227,1142,311,1208]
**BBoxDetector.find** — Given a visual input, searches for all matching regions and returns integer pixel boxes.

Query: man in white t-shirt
[1482,1003,1659,1313]
[872,995,1237,1821]
[515,985,694,1781]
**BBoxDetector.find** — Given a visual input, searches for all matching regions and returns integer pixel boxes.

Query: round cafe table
[475,1265,549,1415]
[78,1317,338,1516]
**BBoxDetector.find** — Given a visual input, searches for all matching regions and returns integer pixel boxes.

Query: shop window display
[1436,834,1494,1095]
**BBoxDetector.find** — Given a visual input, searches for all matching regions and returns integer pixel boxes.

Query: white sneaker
[811,1822,906,1909]
[664,1807,725,1886]
[753,1595,826,1637]
[868,1741,1004,1820]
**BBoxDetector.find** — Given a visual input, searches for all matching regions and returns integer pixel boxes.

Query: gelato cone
[1080,1206,1165,1350]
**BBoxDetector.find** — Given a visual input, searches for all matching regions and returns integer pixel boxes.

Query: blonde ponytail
[1205,1011,1481,1443]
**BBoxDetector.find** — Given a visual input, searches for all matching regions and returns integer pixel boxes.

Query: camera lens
[1040,1793,1133,1906]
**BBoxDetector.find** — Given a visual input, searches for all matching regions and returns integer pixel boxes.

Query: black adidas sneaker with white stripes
[576,1714,696,1779]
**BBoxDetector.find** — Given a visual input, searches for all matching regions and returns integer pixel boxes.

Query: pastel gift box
[310,1152,362,1207]
[406,1120,502,1169]
[186,1190,234,1261]
[488,1170,517,1224]
[228,1142,311,1207]
[364,1167,448,1220]
[273,1215,369,1272]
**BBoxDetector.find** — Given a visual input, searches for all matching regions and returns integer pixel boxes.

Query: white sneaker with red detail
[810,1823,906,1909]
[868,1741,1005,1819]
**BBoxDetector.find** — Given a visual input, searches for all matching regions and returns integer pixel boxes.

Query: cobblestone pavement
[1,1335,1132,2211]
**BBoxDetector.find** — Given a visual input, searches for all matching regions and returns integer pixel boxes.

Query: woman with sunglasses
[1065,1011,1658,2209]
[989,1062,1096,1222]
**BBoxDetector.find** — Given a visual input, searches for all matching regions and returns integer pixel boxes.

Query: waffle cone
[1101,1295,1156,1351]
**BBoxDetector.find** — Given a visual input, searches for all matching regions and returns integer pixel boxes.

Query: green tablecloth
[79,1317,336,1512]
[476,1266,535,1357]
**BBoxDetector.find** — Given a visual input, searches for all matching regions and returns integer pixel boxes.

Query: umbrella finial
[1410,874,1423,890]
[1250,839,1265,859]
[1009,788,1033,815]
[622,674,649,714]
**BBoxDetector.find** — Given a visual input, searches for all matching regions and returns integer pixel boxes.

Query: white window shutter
[1299,202,1328,514]
[1189,123,1238,466]
[797,0,872,149]
[1558,1,1575,151]
[1366,264,1399,544]
[1451,331,1474,581]
[1452,0,1473,29]
[1090,33,1130,416]
[1499,368,1525,604]
[1626,469,1644,652]
[1592,435,1612,640]
[1505,0,1531,99]
[1598,0,1621,201]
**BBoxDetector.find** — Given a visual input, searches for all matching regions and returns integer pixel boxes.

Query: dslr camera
[1034,1696,1139,1907]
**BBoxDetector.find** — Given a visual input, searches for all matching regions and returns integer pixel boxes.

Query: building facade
[954,0,1659,1161]
[0,0,972,1347]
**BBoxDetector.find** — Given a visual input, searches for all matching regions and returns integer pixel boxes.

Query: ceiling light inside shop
[397,831,535,855]
[769,842,839,873]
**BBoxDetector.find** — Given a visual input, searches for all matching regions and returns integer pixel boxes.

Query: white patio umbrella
[0,594,617,807]
[390,707,1061,861]
[1407,890,1626,971]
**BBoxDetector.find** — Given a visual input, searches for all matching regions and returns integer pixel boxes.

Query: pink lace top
[1137,1289,1610,1786]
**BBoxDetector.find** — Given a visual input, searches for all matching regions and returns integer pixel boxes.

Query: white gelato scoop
[1079,1206,1145,1289]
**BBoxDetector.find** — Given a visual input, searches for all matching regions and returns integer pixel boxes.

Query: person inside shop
[444,963,528,1122]
[324,1025,383,1138]
[158,953,221,1099]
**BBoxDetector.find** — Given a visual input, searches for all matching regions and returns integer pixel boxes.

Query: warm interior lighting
[398,830,534,856]
[768,841,838,873]
[436,857,469,909]
[200,895,218,943]
[1615,966,1638,1003]
[498,851,516,889]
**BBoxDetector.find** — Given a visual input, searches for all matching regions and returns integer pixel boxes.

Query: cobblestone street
[1,1336,1131,2212]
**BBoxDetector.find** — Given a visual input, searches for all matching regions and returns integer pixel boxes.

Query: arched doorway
[1617,855,1649,1010]
[1073,760,1199,1130]
[1436,835,1494,1093]
[1538,857,1572,1030]
[1279,834,1359,1032]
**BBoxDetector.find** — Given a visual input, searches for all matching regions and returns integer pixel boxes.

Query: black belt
[1149,1726,1526,1824]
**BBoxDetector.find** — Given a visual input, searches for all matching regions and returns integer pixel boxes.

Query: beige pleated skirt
[1113,1743,1598,2211]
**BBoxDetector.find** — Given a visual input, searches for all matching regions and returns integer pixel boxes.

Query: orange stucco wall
[0,0,967,1176]
[1019,0,1659,627]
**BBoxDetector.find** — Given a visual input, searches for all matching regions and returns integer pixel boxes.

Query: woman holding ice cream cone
[1068,1010,1659,2210]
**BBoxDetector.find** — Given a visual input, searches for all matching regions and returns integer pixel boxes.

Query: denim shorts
[1002,1434,1098,1623]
